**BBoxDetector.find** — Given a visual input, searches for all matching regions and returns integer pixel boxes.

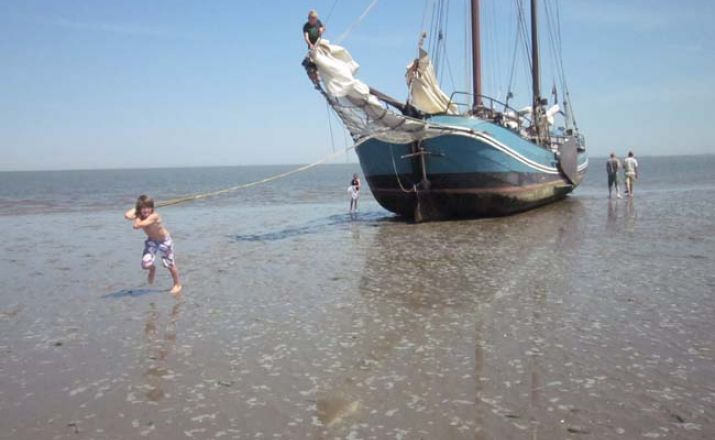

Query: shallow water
[0,158,714,439]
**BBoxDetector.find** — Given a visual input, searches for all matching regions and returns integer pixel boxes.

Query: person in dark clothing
[301,10,324,88]
[606,152,622,199]
[303,10,324,49]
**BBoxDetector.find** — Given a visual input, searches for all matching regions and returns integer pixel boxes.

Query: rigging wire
[326,102,337,153]
[430,0,444,74]
[427,1,437,53]
[324,0,340,24]
[439,0,451,85]
[336,0,380,44]
[553,0,578,128]
[492,1,505,100]
[485,0,498,99]
[515,0,533,73]
[419,0,431,37]
[506,21,521,104]
[512,0,534,104]
[427,0,455,89]
[341,125,350,163]
[446,1,455,89]
[542,0,577,129]
[443,48,457,93]
[464,0,470,95]
[543,0,563,104]
[544,0,565,90]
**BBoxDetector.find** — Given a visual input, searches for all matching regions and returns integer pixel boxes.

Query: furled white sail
[310,40,444,144]
[406,48,458,115]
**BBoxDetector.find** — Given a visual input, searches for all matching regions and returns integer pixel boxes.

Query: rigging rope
[326,101,337,152]
[324,0,340,23]
[389,144,416,193]
[420,0,432,41]
[515,0,533,74]
[156,146,355,208]
[336,0,380,44]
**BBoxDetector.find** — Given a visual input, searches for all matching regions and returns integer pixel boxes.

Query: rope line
[156,146,355,208]
[336,0,380,44]
[326,101,337,152]
[389,144,416,194]
[324,0,339,23]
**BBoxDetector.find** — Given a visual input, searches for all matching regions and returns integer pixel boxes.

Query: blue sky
[1,0,713,171]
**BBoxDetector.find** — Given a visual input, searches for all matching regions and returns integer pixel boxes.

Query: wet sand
[1,179,714,439]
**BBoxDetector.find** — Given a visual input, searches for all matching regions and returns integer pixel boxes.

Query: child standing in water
[124,195,182,295]
[348,174,361,213]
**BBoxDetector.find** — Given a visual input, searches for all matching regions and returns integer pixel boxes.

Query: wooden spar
[530,0,542,135]
[471,0,482,109]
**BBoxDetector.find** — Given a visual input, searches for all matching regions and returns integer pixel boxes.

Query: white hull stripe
[469,131,589,174]
[456,131,560,174]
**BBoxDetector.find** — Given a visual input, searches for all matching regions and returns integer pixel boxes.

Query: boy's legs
[142,240,158,284]
[158,239,182,295]
[168,266,182,295]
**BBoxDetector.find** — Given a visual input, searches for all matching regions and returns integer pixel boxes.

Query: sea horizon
[1,151,713,173]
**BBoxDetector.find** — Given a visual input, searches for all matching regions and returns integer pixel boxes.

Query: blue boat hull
[355,116,588,221]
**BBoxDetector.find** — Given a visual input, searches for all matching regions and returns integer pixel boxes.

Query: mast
[471,0,482,110]
[530,0,542,137]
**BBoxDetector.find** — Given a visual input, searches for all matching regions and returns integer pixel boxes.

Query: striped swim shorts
[142,236,175,269]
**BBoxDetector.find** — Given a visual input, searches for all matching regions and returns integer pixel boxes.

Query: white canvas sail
[406,48,458,115]
[310,40,445,144]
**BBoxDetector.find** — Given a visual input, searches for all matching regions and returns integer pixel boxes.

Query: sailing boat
[308,0,588,221]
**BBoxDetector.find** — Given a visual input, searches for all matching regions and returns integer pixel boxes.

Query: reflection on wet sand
[140,300,182,404]
[607,197,638,233]
[607,198,618,230]
[625,196,638,230]
[300,199,587,438]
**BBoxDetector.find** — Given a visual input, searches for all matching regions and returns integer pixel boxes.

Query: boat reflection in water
[308,199,587,438]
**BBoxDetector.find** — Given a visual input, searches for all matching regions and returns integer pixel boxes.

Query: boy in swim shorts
[124,195,182,295]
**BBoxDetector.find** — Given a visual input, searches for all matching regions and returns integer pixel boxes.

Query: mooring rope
[156,146,355,208]
[389,144,417,194]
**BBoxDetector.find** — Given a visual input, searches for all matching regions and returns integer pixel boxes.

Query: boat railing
[445,92,533,126]
[447,91,586,149]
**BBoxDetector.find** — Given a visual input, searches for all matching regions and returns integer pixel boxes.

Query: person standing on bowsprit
[301,10,325,88]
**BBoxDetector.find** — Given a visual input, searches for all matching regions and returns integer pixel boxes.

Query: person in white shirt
[623,151,639,196]
[348,174,361,213]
